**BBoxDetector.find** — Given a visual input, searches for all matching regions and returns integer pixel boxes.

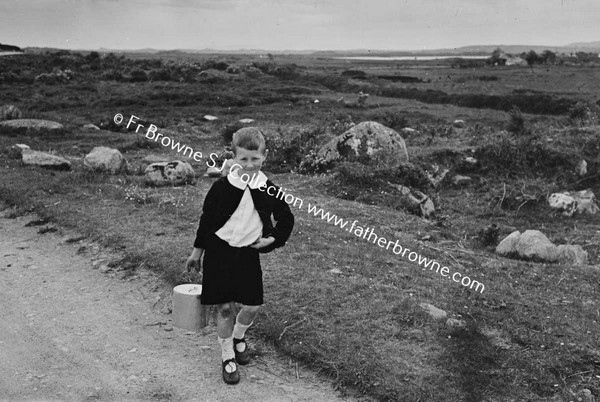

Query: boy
[186,127,294,385]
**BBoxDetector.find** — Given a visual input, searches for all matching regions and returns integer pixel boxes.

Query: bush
[298,150,335,174]
[341,70,367,79]
[507,106,526,134]
[568,101,600,125]
[130,68,148,82]
[266,126,328,173]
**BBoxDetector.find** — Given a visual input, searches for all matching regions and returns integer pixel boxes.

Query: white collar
[226,169,268,190]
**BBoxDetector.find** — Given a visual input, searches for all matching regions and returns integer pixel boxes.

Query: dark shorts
[201,234,263,306]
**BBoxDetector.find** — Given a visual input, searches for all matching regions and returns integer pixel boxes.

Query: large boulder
[0,119,63,132]
[0,105,22,121]
[144,160,194,186]
[515,230,558,261]
[548,190,599,216]
[317,121,409,167]
[83,146,128,174]
[21,149,71,170]
[495,230,521,256]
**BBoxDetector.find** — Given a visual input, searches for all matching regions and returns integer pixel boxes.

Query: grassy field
[1,51,600,401]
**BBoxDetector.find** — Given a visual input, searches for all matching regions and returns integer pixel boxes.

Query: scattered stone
[515,230,558,261]
[144,160,195,186]
[393,184,435,218]
[576,160,588,177]
[6,143,30,159]
[238,118,255,124]
[318,121,409,167]
[22,149,71,170]
[426,166,449,188]
[99,264,111,273]
[0,119,64,132]
[400,127,418,136]
[576,388,595,402]
[446,318,467,329]
[83,146,128,174]
[452,175,472,186]
[496,230,588,265]
[419,303,447,321]
[452,119,466,128]
[329,268,342,274]
[556,245,588,266]
[203,115,218,122]
[82,123,100,131]
[0,105,22,120]
[548,189,599,216]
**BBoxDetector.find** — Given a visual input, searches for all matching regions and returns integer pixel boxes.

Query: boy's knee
[218,302,234,318]
[242,305,261,315]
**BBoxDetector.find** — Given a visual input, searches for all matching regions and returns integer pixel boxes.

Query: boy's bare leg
[216,302,235,338]
[236,305,260,325]
[216,302,238,380]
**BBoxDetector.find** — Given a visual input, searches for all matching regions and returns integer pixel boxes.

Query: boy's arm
[259,182,295,253]
[193,180,221,249]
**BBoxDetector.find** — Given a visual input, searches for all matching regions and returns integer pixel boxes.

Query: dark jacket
[193,177,294,253]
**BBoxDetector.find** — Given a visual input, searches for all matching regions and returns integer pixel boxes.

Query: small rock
[452,119,466,128]
[203,115,218,122]
[82,124,100,131]
[576,160,588,177]
[556,244,588,265]
[238,118,255,124]
[99,264,111,273]
[576,388,595,402]
[419,303,447,321]
[548,190,599,216]
[329,268,342,274]
[0,119,64,132]
[446,318,467,329]
[83,146,128,174]
[452,175,472,186]
[22,149,71,170]
[400,127,418,136]
[145,160,195,186]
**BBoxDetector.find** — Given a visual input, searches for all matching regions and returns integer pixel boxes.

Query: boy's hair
[232,127,266,154]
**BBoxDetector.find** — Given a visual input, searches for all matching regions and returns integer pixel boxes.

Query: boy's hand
[186,248,204,272]
[249,236,275,250]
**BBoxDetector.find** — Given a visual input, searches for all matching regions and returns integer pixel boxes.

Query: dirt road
[0,207,351,401]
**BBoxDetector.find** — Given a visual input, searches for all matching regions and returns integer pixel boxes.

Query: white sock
[218,335,235,362]
[233,318,252,349]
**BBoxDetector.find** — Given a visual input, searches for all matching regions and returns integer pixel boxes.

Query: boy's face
[232,146,267,176]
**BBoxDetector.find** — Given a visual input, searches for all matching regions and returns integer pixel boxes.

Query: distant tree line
[0,43,22,52]
[488,47,599,66]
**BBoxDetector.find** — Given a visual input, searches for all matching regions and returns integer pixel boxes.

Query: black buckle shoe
[233,337,251,365]
[222,358,239,384]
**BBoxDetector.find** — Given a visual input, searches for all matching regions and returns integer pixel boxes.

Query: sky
[0,0,599,51]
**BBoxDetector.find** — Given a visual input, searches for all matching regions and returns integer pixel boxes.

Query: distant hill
[0,43,22,52]
[19,40,600,58]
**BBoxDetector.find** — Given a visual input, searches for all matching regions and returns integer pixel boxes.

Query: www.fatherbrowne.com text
[231,171,485,293]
